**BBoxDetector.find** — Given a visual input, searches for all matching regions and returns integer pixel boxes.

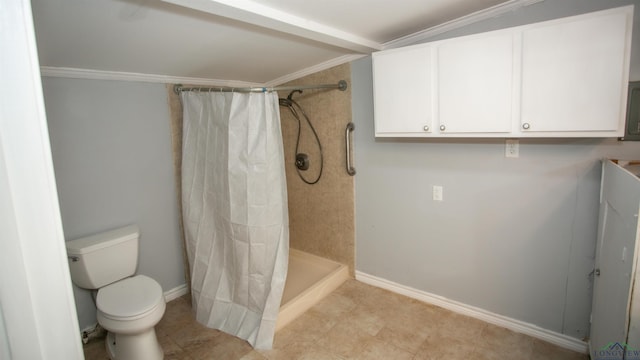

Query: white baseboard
[164,284,189,302]
[355,271,588,354]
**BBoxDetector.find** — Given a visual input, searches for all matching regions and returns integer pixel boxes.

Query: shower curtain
[180,90,289,349]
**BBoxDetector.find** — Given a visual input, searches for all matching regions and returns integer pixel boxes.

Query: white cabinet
[590,160,640,358]
[372,6,633,138]
[373,45,433,134]
[437,32,513,134]
[520,10,631,135]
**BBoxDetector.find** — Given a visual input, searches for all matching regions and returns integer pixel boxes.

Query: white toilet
[66,225,166,360]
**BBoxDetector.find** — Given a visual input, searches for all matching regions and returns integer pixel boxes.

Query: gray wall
[42,77,185,330]
[352,0,640,340]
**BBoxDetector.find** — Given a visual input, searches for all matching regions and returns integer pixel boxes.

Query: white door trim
[0,0,84,358]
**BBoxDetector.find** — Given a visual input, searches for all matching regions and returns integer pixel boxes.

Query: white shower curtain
[180,90,289,349]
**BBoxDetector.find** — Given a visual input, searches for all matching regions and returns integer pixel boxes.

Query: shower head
[279,89,303,108]
[279,98,292,107]
[277,94,323,185]
[287,89,303,101]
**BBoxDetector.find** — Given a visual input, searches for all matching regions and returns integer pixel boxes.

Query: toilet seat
[97,275,164,321]
[96,275,166,336]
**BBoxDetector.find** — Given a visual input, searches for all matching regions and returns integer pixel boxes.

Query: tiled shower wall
[166,62,355,277]
[278,63,355,275]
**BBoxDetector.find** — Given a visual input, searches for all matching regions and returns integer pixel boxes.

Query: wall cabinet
[372,45,433,134]
[437,32,513,134]
[372,6,633,138]
[520,10,630,134]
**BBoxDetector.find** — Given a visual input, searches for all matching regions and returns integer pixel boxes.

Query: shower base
[276,249,349,331]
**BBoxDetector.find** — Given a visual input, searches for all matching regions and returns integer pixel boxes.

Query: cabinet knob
[423,125,429,132]
[522,123,530,130]
[595,268,601,276]
[440,125,446,131]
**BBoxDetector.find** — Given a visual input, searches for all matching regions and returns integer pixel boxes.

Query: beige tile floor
[83,279,588,360]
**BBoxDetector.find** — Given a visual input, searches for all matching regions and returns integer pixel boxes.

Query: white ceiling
[30,0,541,86]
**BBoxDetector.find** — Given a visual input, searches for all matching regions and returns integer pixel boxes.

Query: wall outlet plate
[505,139,519,158]
[433,185,443,201]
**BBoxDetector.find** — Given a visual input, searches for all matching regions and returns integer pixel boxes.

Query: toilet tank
[66,225,140,289]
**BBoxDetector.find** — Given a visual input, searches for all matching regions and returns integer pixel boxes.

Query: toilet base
[104,330,163,360]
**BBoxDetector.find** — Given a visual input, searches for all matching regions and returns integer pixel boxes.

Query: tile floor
[83,279,588,360]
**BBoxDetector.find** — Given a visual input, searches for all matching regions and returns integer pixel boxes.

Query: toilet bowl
[97,275,166,360]
[66,225,166,360]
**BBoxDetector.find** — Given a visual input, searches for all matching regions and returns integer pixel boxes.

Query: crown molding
[39,0,544,88]
[39,0,546,87]
[383,0,544,49]
[264,54,365,87]
[39,67,262,87]
[39,61,367,88]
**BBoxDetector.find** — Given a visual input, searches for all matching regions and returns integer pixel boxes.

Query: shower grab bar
[345,122,356,176]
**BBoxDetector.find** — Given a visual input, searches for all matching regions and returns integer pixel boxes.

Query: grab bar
[345,122,356,176]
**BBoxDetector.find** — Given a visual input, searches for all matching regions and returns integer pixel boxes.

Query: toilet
[66,225,166,360]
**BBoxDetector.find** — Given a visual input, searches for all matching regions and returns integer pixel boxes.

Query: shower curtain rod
[174,80,347,94]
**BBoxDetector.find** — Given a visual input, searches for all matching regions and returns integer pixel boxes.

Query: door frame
[0,0,84,358]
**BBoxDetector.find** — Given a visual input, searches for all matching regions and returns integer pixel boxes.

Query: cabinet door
[520,10,630,134]
[373,45,432,135]
[437,32,513,134]
[590,160,640,358]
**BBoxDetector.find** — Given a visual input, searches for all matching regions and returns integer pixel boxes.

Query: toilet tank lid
[66,225,140,255]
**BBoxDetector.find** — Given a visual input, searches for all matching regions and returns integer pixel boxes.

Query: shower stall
[167,63,355,348]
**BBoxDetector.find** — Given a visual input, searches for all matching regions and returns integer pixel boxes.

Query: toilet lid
[97,275,164,318]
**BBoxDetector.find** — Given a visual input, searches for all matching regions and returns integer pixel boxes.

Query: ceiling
[30,0,541,86]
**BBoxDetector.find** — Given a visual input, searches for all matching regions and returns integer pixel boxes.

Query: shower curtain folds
[180,91,289,349]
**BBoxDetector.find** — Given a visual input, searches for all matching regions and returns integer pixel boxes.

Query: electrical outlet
[433,185,443,201]
[505,139,519,158]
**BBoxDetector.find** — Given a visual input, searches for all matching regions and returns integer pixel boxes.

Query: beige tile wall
[166,63,355,278]
[277,63,355,275]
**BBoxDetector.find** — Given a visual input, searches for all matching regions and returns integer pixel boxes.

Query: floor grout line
[83,279,588,360]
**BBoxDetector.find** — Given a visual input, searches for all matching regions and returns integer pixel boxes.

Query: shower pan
[276,249,349,330]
